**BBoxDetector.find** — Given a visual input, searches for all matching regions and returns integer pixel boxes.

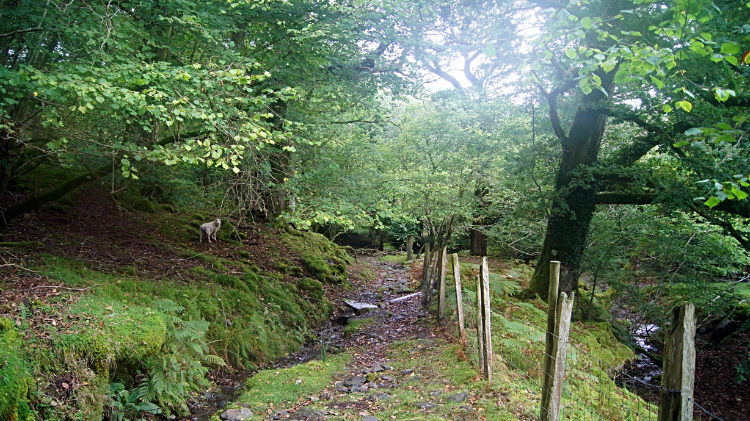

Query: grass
[5,224,351,420]
[342,317,376,335]
[232,353,350,411]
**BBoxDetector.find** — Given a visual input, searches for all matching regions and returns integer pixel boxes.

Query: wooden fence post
[541,261,561,421]
[406,235,414,261]
[451,253,467,347]
[421,243,431,305]
[549,292,574,420]
[480,256,492,383]
[476,266,485,374]
[658,303,696,421]
[438,246,447,320]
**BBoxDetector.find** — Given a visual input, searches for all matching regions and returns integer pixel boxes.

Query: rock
[362,417,381,421]
[291,407,326,420]
[343,376,366,386]
[336,386,349,393]
[363,365,385,374]
[401,369,414,375]
[371,393,391,400]
[220,408,253,421]
[381,375,395,382]
[343,300,378,310]
[351,384,368,392]
[446,392,468,403]
[429,390,442,396]
[416,402,437,410]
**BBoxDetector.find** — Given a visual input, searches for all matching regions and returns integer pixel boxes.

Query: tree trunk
[470,228,487,256]
[406,235,414,260]
[525,77,614,300]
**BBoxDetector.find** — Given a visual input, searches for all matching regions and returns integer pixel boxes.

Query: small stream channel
[188,258,404,420]
[187,313,353,420]
[619,323,663,399]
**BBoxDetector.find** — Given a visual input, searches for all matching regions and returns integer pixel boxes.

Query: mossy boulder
[298,278,325,300]
[131,197,157,213]
[283,231,353,284]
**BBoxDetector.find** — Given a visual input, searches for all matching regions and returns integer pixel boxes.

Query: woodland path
[201,255,483,421]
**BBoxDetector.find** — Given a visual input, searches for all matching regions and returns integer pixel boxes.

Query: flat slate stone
[416,402,437,410]
[220,408,253,421]
[343,376,366,386]
[291,407,326,420]
[447,391,469,403]
[343,300,378,310]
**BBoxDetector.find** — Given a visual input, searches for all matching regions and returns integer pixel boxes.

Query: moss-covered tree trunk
[526,77,614,300]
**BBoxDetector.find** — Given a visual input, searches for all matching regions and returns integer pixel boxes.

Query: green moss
[131,197,157,213]
[380,254,408,264]
[283,231,353,285]
[343,317,375,335]
[358,266,376,282]
[118,266,137,276]
[0,320,34,421]
[298,278,324,300]
[289,266,304,277]
[236,353,349,410]
[237,250,252,259]
[63,299,167,366]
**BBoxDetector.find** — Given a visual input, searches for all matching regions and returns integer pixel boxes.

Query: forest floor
[1,188,748,420]
[213,255,522,421]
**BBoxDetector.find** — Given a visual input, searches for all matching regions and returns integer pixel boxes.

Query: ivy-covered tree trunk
[526,76,614,300]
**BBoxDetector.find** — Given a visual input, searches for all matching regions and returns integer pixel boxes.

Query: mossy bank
[0,204,355,421]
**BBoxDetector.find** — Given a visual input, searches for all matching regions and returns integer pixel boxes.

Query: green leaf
[720,42,741,55]
[685,127,702,136]
[580,17,593,29]
[650,75,664,89]
[614,68,628,84]
[705,196,721,208]
[601,58,617,73]
[676,100,693,112]
[673,140,689,147]
[662,104,673,113]
[565,48,576,59]
[732,188,748,200]
[725,56,739,66]
[483,45,496,58]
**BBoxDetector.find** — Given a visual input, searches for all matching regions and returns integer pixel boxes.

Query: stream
[619,323,663,400]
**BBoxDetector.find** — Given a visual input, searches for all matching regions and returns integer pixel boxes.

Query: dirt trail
[197,255,467,421]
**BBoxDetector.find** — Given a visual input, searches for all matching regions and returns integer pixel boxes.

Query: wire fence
[465,303,728,421]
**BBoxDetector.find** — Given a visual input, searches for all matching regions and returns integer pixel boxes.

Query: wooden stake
[451,253,467,347]
[658,303,696,421]
[406,235,414,261]
[541,261,561,420]
[476,267,485,374]
[481,256,492,383]
[438,246,447,320]
[421,243,431,305]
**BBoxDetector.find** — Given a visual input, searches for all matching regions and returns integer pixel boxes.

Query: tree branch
[0,28,43,38]
[463,51,482,86]
[424,60,464,90]
[595,193,657,205]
